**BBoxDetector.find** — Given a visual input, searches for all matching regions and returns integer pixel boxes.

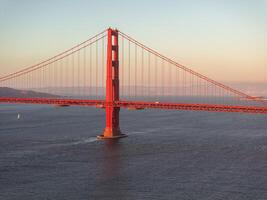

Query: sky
[0,0,266,83]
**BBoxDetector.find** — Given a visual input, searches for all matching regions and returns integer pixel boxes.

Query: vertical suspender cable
[141,48,144,97]
[100,38,105,96]
[135,44,137,99]
[78,49,80,97]
[90,45,92,97]
[148,52,150,98]
[161,59,164,98]
[96,41,98,98]
[72,51,74,97]
[155,56,157,98]
[121,37,124,98]
[128,40,131,99]
[84,46,86,98]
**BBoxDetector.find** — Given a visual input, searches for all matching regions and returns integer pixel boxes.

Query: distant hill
[0,87,59,98]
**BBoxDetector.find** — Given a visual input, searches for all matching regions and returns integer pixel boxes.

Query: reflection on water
[94,140,130,199]
[101,140,122,179]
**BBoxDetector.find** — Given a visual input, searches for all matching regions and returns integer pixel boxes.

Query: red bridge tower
[98,28,126,139]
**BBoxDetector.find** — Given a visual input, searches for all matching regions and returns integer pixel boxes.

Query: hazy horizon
[1,81,267,97]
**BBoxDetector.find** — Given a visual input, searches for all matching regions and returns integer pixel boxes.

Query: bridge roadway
[0,97,267,114]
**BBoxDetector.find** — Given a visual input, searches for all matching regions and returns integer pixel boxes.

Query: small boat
[17,113,20,120]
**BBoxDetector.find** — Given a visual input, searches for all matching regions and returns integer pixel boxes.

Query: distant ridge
[0,87,59,98]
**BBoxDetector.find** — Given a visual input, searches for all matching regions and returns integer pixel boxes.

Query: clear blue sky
[0,0,266,82]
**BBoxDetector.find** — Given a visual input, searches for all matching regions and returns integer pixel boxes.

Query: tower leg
[98,106,126,139]
[98,28,126,139]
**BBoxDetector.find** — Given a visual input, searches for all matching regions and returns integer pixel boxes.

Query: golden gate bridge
[0,28,266,139]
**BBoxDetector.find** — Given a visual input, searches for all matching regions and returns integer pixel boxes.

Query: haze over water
[0,104,266,200]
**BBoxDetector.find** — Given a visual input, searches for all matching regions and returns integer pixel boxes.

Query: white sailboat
[17,113,20,120]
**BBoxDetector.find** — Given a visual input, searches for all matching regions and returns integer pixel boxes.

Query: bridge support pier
[98,28,126,139]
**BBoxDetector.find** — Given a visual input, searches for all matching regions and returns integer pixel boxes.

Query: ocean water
[0,104,267,200]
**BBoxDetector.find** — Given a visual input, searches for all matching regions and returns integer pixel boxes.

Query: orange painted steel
[98,28,126,139]
[115,101,267,114]
[0,98,267,114]
[0,97,105,107]
[0,35,107,83]
[0,30,107,82]
[1,28,267,141]
[118,31,266,104]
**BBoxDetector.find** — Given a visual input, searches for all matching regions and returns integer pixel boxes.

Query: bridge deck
[0,97,267,114]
